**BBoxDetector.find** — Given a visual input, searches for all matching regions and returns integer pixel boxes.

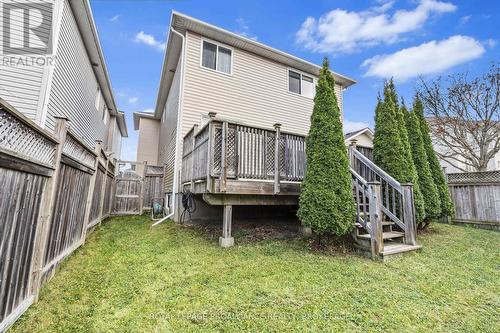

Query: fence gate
[113,161,143,215]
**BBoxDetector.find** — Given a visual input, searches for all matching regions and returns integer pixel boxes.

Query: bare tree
[418,64,499,172]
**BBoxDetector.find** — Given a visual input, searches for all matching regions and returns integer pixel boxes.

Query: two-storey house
[0,0,127,157]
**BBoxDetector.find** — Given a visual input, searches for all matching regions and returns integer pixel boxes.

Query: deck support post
[401,183,417,246]
[219,205,234,247]
[30,117,68,300]
[299,225,312,237]
[273,123,281,194]
[368,181,383,258]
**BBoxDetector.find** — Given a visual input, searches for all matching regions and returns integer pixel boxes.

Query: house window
[102,106,108,124]
[289,71,301,94]
[201,40,232,74]
[288,70,315,98]
[95,87,101,110]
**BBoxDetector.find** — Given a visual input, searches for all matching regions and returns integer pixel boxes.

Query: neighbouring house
[344,127,374,160]
[0,0,127,158]
[134,12,420,257]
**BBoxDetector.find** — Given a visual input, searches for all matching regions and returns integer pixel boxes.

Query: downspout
[152,26,186,227]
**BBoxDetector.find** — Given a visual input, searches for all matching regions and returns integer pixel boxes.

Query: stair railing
[351,169,384,257]
[349,143,417,246]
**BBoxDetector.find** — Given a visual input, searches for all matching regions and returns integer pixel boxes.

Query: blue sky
[90,0,498,161]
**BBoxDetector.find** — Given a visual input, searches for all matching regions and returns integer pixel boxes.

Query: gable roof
[68,1,128,137]
[344,127,374,142]
[154,11,357,117]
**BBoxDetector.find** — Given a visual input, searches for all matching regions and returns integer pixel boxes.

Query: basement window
[201,40,232,74]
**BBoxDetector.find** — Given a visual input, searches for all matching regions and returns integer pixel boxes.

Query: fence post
[80,140,101,244]
[220,121,228,193]
[97,149,108,226]
[368,181,383,258]
[274,123,281,194]
[140,161,147,214]
[401,183,417,245]
[30,116,69,300]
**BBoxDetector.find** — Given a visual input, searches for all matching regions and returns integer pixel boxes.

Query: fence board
[448,171,500,230]
[43,163,91,272]
[0,167,45,323]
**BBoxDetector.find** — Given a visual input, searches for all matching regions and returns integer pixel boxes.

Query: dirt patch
[184,222,299,243]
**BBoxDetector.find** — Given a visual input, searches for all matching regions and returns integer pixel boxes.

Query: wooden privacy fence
[0,98,116,331]
[112,162,164,215]
[447,171,500,230]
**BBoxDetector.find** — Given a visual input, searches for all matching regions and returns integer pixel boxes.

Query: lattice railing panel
[448,171,500,184]
[212,127,222,176]
[265,132,275,178]
[62,133,95,168]
[0,107,56,166]
[146,165,164,175]
[227,128,237,178]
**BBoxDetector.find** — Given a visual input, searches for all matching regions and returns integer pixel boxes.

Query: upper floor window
[288,70,315,99]
[95,87,101,110]
[201,40,232,74]
[102,105,108,124]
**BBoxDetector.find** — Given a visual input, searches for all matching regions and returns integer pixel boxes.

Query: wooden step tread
[357,231,405,240]
[381,243,422,256]
[355,221,394,228]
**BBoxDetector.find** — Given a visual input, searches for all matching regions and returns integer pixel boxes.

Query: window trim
[199,38,234,76]
[287,68,316,99]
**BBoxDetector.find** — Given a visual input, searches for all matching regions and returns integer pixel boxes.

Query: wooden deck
[181,115,305,204]
[181,115,419,258]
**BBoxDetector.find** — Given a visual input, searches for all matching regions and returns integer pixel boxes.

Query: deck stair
[349,143,421,260]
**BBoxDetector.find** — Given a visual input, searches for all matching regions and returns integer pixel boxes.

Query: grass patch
[11,216,500,332]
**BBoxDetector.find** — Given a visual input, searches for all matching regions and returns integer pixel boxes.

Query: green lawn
[12,216,500,332]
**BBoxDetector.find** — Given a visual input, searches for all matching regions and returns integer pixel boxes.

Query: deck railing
[181,117,306,192]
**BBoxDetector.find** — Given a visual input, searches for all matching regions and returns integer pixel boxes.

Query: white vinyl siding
[45,1,108,148]
[182,31,344,138]
[158,57,182,192]
[0,0,51,121]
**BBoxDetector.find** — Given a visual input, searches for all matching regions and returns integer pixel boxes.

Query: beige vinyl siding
[159,58,182,192]
[0,0,51,121]
[44,0,108,148]
[137,118,160,165]
[181,31,344,138]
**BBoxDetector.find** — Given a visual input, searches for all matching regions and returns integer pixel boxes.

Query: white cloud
[235,18,258,41]
[484,38,497,48]
[110,15,120,22]
[459,15,471,25]
[343,119,370,134]
[141,108,154,114]
[128,97,139,104]
[362,35,485,81]
[134,31,166,51]
[296,0,456,54]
